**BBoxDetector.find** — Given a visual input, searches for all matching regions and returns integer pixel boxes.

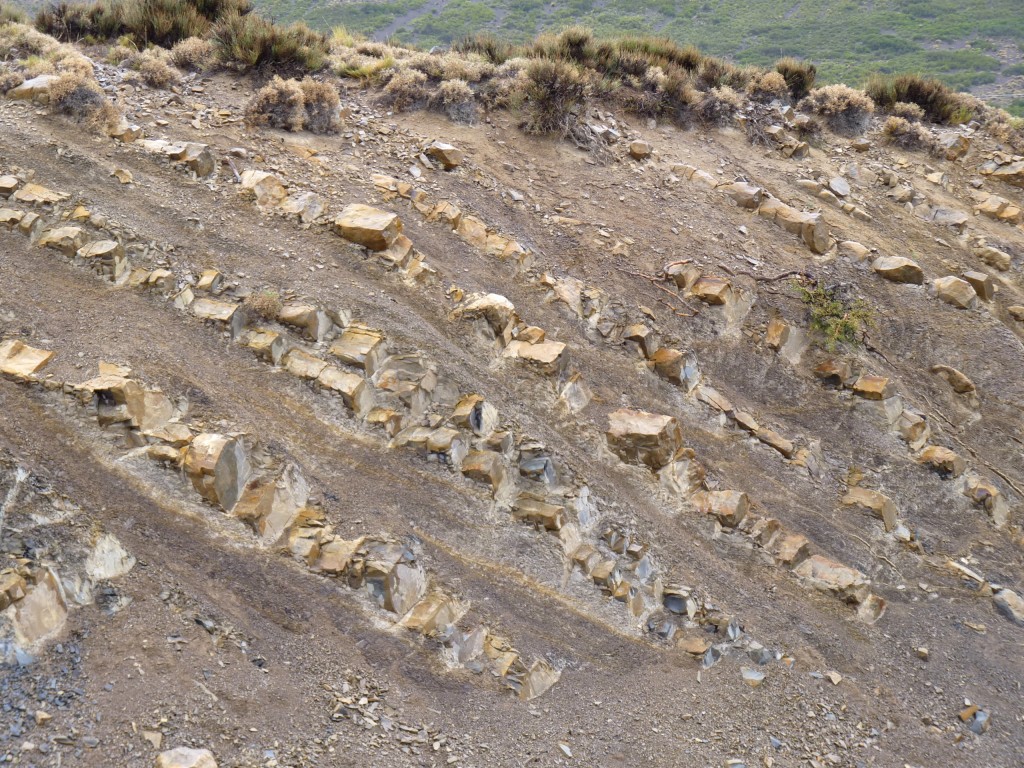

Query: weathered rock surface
[156,747,218,768]
[871,255,923,284]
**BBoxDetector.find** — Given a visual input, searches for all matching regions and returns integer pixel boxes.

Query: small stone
[932,276,977,310]
[156,747,218,768]
[629,140,653,160]
[741,667,765,687]
[962,270,994,301]
[993,588,1024,626]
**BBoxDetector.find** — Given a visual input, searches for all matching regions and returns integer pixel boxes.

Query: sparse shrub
[557,26,594,64]
[48,70,120,130]
[455,32,514,65]
[330,26,360,49]
[298,77,341,133]
[800,84,874,136]
[132,49,179,88]
[521,58,587,136]
[696,85,741,126]
[105,42,133,64]
[247,74,303,130]
[865,73,979,125]
[889,100,924,122]
[244,289,282,320]
[22,54,56,76]
[170,35,214,70]
[212,11,328,72]
[798,282,873,351]
[696,55,734,89]
[381,67,427,111]
[35,0,254,47]
[429,77,475,123]
[36,1,121,42]
[245,75,340,133]
[1,2,27,24]
[746,70,789,103]
[0,68,24,93]
[882,115,937,151]
[775,56,816,101]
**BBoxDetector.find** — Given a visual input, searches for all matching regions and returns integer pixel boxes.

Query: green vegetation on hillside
[247,0,1024,92]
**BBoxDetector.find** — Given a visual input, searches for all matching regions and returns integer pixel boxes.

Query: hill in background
[247,0,1024,111]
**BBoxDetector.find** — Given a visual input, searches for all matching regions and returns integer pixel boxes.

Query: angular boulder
[871,255,923,284]
[426,141,464,169]
[606,409,683,470]
[334,204,402,251]
[842,487,898,531]
[0,340,54,379]
[916,445,966,477]
[183,433,252,511]
[794,555,870,604]
[932,276,977,310]
[691,490,749,527]
[993,589,1024,627]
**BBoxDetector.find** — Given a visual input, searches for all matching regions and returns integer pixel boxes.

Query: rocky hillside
[1,12,1024,768]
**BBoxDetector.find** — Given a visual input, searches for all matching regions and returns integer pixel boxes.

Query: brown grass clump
[429,77,476,123]
[882,115,937,151]
[245,75,341,133]
[800,84,874,136]
[0,68,24,92]
[746,70,789,103]
[170,35,214,70]
[244,289,282,320]
[132,48,179,88]
[381,67,427,111]
[48,70,121,130]
[697,85,742,126]
[889,100,924,122]
[775,56,816,101]
[521,58,588,136]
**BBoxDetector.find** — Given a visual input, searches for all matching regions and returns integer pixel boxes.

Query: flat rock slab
[334,204,402,251]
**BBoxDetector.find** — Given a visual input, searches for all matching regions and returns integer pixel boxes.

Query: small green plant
[798,282,874,351]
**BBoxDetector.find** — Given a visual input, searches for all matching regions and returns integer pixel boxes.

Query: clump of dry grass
[170,35,213,70]
[521,58,588,136]
[697,85,742,126]
[381,67,427,111]
[800,84,874,135]
[745,70,789,103]
[245,75,341,133]
[429,77,475,123]
[48,70,121,131]
[889,100,925,122]
[865,72,980,125]
[774,56,816,100]
[125,47,179,87]
[244,288,282,320]
[882,115,937,152]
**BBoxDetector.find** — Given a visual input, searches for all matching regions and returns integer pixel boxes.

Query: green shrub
[212,12,329,71]
[521,58,587,136]
[775,56,816,100]
[798,282,873,351]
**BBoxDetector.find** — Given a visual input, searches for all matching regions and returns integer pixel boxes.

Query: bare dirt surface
[1,55,1024,768]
